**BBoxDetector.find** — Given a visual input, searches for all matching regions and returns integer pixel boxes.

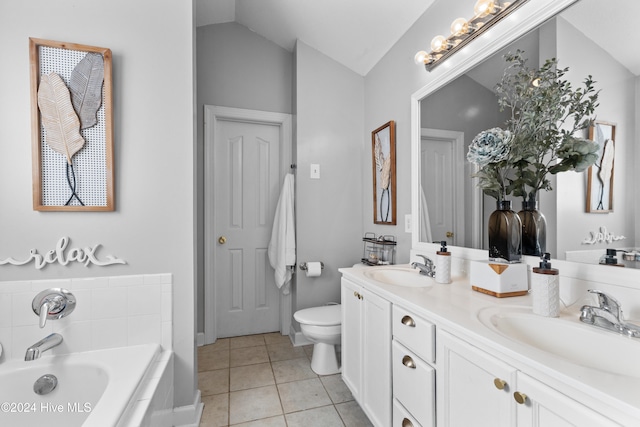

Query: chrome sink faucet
[579,290,640,338]
[411,254,435,278]
[24,333,63,361]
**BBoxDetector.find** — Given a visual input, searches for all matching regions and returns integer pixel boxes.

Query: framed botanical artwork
[586,121,616,213]
[371,120,396,225]
[30,38,114,211]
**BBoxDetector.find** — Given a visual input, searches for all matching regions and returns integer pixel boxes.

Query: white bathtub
[0,343,161,427]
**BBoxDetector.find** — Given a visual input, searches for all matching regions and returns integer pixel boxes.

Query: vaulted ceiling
[195,0,640,77]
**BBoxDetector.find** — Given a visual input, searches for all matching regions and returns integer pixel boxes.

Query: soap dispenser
[434,240,451,284]
[599,248,624,267]
[532,252,559,317]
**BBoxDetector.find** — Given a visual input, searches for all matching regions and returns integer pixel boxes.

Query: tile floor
[198,332,373,426]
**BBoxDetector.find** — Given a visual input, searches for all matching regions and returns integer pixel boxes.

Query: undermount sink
[363,267,433,288]
[478,306,640,378]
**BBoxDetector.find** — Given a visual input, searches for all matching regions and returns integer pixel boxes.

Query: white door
[421,129,465,247]
[206,106,291,340]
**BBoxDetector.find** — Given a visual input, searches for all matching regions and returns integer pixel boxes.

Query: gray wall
[195,22,293,332]
[195,25,364,334]
[364,0,470,262]
[555,17,636,256]
[293,40,364,314]
[0,0,196,408]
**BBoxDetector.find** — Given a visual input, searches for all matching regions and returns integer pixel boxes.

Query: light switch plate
[310,163,320,179]
[405,214,412,233]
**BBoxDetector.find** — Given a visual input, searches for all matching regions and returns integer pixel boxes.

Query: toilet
[294,304,342,375]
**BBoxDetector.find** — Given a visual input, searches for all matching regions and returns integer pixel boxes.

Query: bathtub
[0,343,163,427]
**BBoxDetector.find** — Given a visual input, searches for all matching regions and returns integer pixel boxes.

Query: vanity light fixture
[415,0,529,71]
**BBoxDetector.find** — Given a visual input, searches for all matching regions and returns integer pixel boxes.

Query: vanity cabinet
[392,305,436,427]
[515,372,621,427]
[438,330,621,427]
[438,330,517,427]
[341,277,392,427]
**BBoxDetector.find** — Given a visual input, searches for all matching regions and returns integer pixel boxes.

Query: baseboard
[173,389,203,427]
[196,332,205,347]
[289,325,313,347]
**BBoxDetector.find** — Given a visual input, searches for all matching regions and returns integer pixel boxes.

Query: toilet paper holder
[299,262,324,271]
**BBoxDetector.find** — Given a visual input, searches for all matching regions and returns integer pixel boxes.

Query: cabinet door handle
[401,315,416,327]
[402,418,414,427]
[513,391,528,405]
[402,355,416,369]
[493,378,507,390]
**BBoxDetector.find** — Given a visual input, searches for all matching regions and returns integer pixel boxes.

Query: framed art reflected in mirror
[372,120,396,225]
[587,121,616,213]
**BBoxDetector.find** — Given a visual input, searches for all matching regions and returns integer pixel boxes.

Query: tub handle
[32,288,76,328]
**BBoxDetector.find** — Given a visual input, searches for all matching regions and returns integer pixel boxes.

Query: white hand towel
[268,173,296,295]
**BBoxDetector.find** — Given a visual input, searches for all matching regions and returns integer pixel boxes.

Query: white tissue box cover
[470,260,528,298]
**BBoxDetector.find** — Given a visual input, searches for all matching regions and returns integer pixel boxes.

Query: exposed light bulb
[414,51,429,64]
[474,0,498,18]
[450,18,469,37]
[430,35,449,53]
[532,78,541,87]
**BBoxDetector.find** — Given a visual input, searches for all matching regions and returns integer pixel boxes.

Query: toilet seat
[294,304,341,326]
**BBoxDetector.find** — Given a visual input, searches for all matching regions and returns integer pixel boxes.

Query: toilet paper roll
[305,262,322,277]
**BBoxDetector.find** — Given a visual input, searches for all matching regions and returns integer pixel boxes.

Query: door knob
[446,231,454,238]
[218,236,227,244]
[493,378,507,390]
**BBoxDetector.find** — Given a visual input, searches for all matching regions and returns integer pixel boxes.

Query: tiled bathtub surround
[0,273,173,361]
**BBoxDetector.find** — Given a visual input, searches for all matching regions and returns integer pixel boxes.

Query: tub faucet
[24,333,63,361]
[579,290,640,338]
[411,254,435,278]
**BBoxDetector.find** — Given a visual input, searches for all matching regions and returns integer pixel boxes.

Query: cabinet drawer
[393,305,435,363]
[393,398,423,427]
[392,340,435,427]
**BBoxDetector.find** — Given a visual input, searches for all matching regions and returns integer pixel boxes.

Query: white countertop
[340,264,640,425]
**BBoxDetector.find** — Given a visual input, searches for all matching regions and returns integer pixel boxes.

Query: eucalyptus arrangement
[467,50,601,260]
[495,50,600,204]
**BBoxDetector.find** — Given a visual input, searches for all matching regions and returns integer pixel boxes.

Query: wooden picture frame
[30,38,114,211]
[371,120,397,225]
[586,121,615,213]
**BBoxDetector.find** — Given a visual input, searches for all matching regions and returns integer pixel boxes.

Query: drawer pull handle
[513,391,528,405]
[402,355,416,369]
[493,378,507,390]
[401,315,416,327]
[402,418,414,427]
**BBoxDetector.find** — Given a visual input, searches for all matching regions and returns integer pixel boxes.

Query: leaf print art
[372,121,395,224]
[37,72,86,206]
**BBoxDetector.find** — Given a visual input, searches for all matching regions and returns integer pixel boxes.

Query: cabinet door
[515,372,621,427]
[341,278,363,401]
[362,289,392,427]
[438,330,517,427]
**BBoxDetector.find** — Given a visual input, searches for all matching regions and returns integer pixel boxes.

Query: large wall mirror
[413,0,640,270]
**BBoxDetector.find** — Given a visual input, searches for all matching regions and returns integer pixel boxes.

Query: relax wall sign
[0,237,126,269]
